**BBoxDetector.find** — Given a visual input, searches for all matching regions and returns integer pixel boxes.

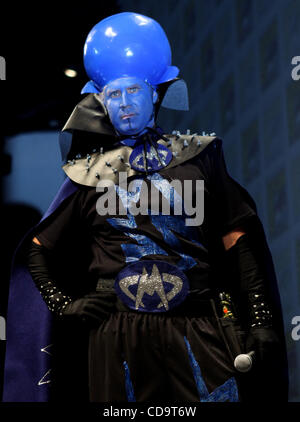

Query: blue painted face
[102,77,158,136]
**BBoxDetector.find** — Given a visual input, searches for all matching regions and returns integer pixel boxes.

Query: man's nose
[120,90,131,108]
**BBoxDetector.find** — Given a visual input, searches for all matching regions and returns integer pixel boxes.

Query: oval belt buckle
[114,260,190,312]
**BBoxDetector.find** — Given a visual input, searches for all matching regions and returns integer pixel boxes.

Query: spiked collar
[60,94,218,187]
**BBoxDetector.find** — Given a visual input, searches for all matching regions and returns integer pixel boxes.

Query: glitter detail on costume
[38,344,53,386]
[129,142,172,172]
[115,260,189,312]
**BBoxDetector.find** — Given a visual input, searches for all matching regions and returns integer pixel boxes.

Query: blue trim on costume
[123,361,136,402]
[184,336,239,402]
[107,174,205,270]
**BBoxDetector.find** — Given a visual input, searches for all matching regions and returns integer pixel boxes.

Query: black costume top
[35,137,256,301]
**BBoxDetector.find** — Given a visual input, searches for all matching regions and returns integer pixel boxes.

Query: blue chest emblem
[129,142,172,172]
[114,260,190,312]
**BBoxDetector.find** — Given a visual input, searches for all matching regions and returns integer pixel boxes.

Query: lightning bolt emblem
[119,264,183,311]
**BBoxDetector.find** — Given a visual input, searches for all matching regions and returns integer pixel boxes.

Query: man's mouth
[121,113,135,120]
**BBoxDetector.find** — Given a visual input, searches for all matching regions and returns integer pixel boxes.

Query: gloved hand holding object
[225,233,279,367]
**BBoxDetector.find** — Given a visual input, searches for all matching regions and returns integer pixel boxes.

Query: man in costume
[3,12,288,402]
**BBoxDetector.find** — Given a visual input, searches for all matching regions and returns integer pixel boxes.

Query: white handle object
[234,351,255,373]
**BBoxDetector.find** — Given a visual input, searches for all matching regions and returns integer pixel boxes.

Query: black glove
[27,240,117,324]
[225,233,274,321]
[246,326,280,364]
[62,291,117,325]
[225,233,279,363]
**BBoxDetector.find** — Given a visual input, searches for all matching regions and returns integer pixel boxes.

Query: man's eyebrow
[106,87,120,95]
[127,83,141,89]
[105,83,141,95]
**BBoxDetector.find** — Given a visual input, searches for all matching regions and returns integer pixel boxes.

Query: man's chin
[118,125,144,136]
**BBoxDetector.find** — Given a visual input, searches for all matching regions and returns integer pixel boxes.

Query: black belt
[96,277,218,317]
[96,278,115,293]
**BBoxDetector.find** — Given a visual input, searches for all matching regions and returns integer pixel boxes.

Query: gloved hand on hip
[62,291,117,326]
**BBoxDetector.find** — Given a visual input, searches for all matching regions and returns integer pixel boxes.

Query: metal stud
[112,168,118,174]
[95,173,100,179]
[197,139,202,146]
[105,161,111,167]
[186,129,191,135]
[182,139,189,149]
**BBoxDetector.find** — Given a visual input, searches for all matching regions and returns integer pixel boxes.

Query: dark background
[0,0,121,400]
[1,0,300,402]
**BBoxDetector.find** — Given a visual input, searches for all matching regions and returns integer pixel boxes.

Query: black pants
[50,301,286,402]
[88,299,244,402]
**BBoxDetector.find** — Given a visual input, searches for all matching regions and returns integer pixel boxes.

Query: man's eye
[128,86,139,93]
[110,91,120,98]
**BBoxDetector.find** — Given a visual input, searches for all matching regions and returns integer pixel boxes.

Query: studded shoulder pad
[62,132,218,187]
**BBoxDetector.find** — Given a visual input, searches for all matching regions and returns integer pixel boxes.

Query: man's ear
[152,90,158,104]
